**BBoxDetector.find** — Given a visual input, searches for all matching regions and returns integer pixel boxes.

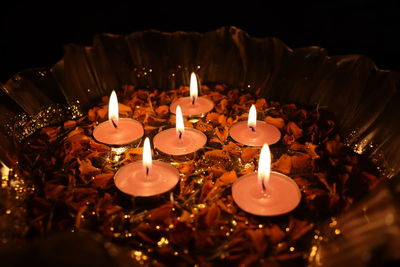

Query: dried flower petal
[77,158,100,175]
[265,116,285,129]
[216,170,237,186]
[272,154,292,174]
[286,122,303,140]
[241,147,259,163]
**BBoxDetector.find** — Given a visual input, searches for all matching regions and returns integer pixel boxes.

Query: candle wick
[146,166,149,176]
[191,97,196,105]
[111,119,118,129]
[261,182,268,196]
[178,131,183,139]
[249,126,256,132]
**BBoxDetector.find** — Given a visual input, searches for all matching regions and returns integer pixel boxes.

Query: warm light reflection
[248,104,257,130]
[108,90,119,125]
[175,105,185,139]
[190,72,198,104]
[143,137,152,176]
[1,160,10,188]
[258,144,271,192]
[1,160,10,177]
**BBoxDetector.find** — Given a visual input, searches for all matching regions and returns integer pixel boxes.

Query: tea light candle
[229,104,281,146]
[154,105,207,156]
[114,137,180,197]
[232,144,301,216]
[93,91,144,146]
[170,72,214,117]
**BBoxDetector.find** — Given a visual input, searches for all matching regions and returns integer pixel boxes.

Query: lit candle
[232,144,301,216]
[229,104,281,146]
[114,137,180,197]
[154,105,207,155]
[93,90,144,146]
[170,72,214,117]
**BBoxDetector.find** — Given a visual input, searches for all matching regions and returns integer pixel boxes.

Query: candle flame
[248,104,257,130]
[258,144,271,192]
[1,160,10,177]
[176,105,185,139]
[108,90,119,125]
[190,72,198,104]
[143,137,152,176]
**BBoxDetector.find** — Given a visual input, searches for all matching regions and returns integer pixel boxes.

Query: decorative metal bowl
[1,26,399,266]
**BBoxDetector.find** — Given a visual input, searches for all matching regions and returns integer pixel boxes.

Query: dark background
[1,1,400,83]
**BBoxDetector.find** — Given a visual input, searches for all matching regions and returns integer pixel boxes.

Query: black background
[1,1,400,83]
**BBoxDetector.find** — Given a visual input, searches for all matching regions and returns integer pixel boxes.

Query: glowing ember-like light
[248,104,257,131]
[108,90,119,127]
[143,137,152,176]
[175,105,185,139]
[190,72,198,104]
[258,144,271,192]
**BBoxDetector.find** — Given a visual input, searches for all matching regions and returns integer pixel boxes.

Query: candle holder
[229,105,281,147]
[169,72,214,117]
[232,171,301,216]
[153,128,207,157]
[114,160,180,197]
[170,97,214,118]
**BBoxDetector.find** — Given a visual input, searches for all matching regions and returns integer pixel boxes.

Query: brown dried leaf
[155,105,169,117]
[288,217,313,240]
[206,112,221,124]
[89,139,110,152]
[241,147,258,163]
[286,122,303,140]
[305,142,320,159]
[63,120,77,129]
[77,158,100,175]
[265,116,285,129]
[41,126,61,142]
[93,172,114,188]
[223,141,241,157]
[205,204,221,227]
[96,105,108,120]
[275,252,303,261]
[96,193,122,216]
[149,203,173,224]
[272,154,292,174]
[255,98,268,110]
[215,98,229,113]
[265,224,285,244]
[177,160,194,176]
[126,147,143,155]
[88,107,100,122]
[362,171,381,190]
[216,127,229,142]
[67,127,84,138]
[169,222,193,245]
[291,154,312,172]
[195,120,214,133]
[247,229,267,255]
[325,137,343,156]
[216,170,237,186]
[44,183,66,200]
[205,150,230,161]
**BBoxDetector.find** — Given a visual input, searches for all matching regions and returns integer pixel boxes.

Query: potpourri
[10,84,383,266]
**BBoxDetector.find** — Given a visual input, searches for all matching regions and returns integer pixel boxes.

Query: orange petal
[272,154,292,174]
[241,147,259,163]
